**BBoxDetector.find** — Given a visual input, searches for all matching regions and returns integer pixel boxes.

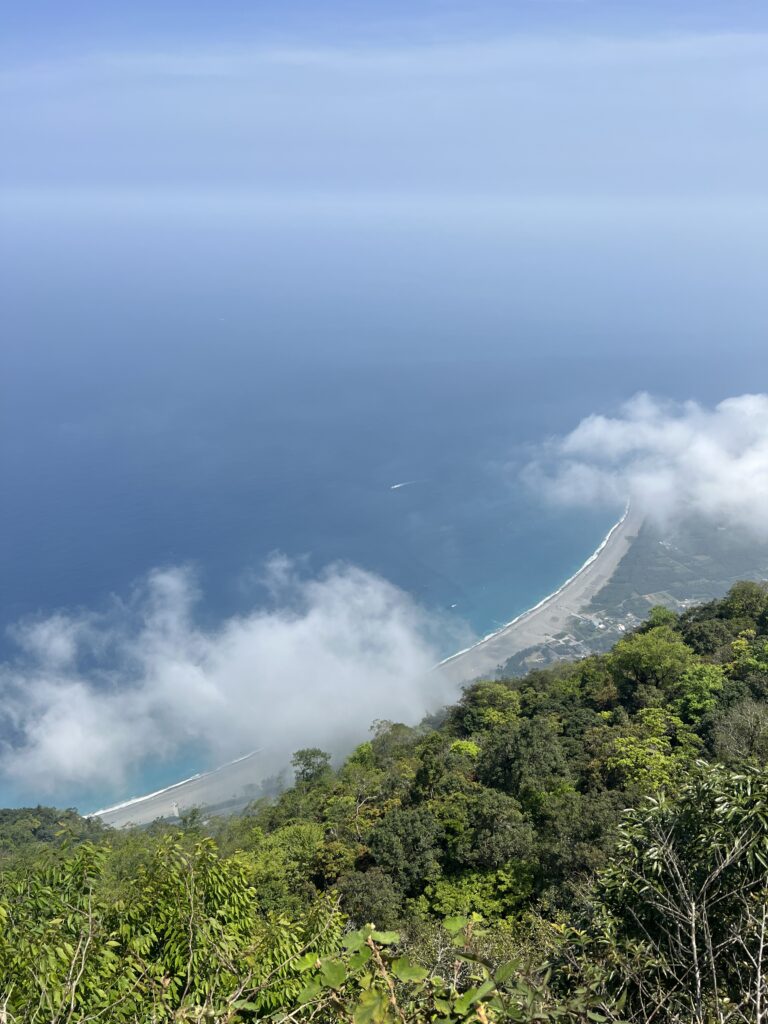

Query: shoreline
[90,750,260,820]
[92,509,641,825]
[436,503,641,685]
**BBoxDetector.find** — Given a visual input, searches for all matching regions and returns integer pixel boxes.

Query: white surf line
[390,481,417,490]
[436,503,632,668]
[89,750,260,817]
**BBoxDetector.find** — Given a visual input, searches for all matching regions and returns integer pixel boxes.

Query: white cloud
[526,393,768,535]
[0,561,459,801]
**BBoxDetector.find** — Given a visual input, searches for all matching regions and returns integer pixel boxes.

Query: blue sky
[2,1,768,199]
[4,1,768,56]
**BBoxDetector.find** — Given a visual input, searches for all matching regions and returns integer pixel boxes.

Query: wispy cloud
[6,32,768,80]
[2,32,768,195]
[526,393,768,536]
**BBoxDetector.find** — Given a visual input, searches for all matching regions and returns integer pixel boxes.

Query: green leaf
[349,947,373,971]
[443,916,468,936]
[343,929,368,952]
[391,957,429,983]
[295,952,319,972]
[454,979,495,1014]
[454,988,477,1015]
[353,988,392,1024]
[297,980,322,1004]
[494,961,519,983]
[320,959,347,989]
[370,930,399,945]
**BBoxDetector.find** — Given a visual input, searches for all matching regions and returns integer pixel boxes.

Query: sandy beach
[435,504,642,687]
[92,751,262,828]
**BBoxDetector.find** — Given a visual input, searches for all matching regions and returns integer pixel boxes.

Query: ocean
[1,196,765,806]
[2,345,620,640]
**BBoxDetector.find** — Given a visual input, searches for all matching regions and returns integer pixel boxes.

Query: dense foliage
[3,581,768,1021]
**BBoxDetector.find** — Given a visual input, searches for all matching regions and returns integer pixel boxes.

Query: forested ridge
[4,582,768,1022]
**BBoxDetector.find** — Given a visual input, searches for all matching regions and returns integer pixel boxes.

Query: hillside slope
[4,582,768,1020]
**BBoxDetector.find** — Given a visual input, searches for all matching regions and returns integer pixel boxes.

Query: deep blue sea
[1,196,765,805]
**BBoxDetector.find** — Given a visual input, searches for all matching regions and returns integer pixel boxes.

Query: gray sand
[93,752,262,828]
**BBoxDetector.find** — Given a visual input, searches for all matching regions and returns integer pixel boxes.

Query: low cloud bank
[0,560,456,802]
[526,393,768,536]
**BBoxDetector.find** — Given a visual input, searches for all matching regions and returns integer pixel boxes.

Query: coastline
[91,750,261,826]
[92,509,641,826]
[435,503,641,686]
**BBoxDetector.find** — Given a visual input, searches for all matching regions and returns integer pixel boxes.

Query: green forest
[4,582,768,1022]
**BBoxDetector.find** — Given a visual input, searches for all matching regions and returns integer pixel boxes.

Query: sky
[3,1,768,198]
[5,0,768,56]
